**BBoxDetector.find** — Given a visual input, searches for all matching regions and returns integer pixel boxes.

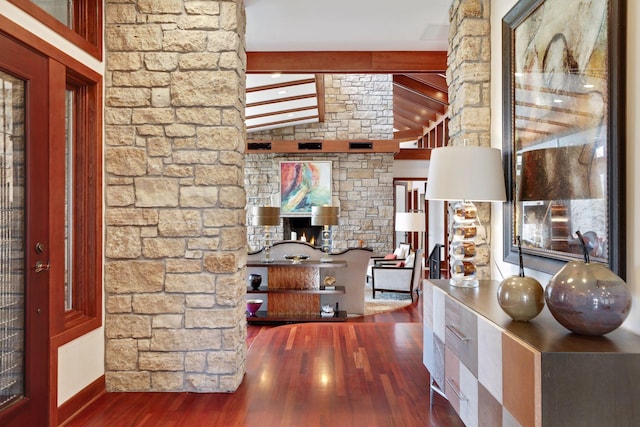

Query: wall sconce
[311,206,339,262]
[251,206,280,263]
[425,146,506,287]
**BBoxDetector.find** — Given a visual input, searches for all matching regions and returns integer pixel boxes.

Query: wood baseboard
[58,375,105,426]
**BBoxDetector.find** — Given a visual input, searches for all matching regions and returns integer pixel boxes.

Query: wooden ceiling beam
[394,148,432,160]
[247,105,318,120]
[394,129,423,142]
[394,85,447,115]
[247,51,447,73]
[246,93,316,108]
[405,73,448,92]
[393,74,448,105]
[394,113,425,131]
[247,114,319,130]
[247,77,316,92]
[394,106,436,128]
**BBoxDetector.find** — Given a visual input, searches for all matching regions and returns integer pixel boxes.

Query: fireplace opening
[283,217,322,247]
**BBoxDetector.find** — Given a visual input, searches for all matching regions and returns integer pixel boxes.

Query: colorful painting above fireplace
[280,161,332,216]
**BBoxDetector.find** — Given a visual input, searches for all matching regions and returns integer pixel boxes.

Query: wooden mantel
[246,139,400,154]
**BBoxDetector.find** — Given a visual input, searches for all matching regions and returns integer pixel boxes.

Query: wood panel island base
[247,260,348,324]
[423,279,640,427]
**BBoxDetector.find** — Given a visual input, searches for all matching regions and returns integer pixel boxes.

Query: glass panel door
[0,71,25,411]
[0,32,49,426]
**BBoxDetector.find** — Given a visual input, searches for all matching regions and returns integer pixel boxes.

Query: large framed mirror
[501,0,626,277]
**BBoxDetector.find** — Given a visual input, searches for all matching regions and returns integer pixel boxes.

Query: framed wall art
[501,0,626,277]
[280,161,332,216]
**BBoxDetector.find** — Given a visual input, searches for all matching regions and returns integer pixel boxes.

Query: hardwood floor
[64,289,463,426]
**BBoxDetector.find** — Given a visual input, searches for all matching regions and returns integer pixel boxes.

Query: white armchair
[366,243,411,283]
[371,249,423,302]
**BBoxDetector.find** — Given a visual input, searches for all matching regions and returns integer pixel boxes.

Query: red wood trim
[48,59,67,336]
[246,139,399,153]
[394,129,423,142]
[315,74,326,122]
[393,74,449,105]
[394,84,447,114]
[246,93,316,108]
[247,77,316,92]
[6,0,102,59]
[0,16,102,81]
[394,148,432,160]
[247,114,319,130]
[247,105,317,121]
[247,51,447,73]
[57,375,106,425]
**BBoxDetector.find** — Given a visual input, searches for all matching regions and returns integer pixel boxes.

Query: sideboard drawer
[445,296,478,376]
[445,346,479,427]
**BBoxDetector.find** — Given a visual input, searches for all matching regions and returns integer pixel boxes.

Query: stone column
[104,0,247,392]
[447,0,493,279]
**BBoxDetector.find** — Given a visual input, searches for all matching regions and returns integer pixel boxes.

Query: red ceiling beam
[247,51,447,73]
[393,74,448,105]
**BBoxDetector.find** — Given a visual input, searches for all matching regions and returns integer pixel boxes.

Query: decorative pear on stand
[497,236,544,321]
[544,230,631,336]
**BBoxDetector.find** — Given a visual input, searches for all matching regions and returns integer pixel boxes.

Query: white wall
[0,0,106,405]
[393,159,428,178]
[491,0,640,335]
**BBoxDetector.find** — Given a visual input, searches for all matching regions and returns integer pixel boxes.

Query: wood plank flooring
[63,291,463,426]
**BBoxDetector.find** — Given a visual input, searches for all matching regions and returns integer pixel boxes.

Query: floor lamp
[311,206,339,262]
[395,211,426,251]
[251,206,280,263]
[425,146,506,287]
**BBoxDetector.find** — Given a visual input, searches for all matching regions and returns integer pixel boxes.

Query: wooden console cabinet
[247,260,347,323]
[423,279,640,427]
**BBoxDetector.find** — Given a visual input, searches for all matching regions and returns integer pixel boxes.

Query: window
[55,70,102,338]
[7,0,102,59]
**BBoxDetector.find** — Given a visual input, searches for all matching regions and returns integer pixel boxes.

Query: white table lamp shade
[425,146,507,202]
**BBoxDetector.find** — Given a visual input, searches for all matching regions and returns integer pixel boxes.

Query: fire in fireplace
[282,217,322,247]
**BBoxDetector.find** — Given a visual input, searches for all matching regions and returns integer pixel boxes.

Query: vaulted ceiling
[244,1,453,142]
[246,52,449,145]
[246,71,448,138]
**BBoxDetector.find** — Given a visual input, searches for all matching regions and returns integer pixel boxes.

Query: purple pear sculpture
[544,230,631,336]
[497,236,544,321]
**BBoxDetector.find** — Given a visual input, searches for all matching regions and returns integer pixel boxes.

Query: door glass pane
[0,72,25,409]
[30,0,73,27]
[65,90,73,311]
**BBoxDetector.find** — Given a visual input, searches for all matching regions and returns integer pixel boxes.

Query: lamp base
[449,277,479,288]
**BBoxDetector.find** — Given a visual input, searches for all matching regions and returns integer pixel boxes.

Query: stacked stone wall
[249,74,393,140]
[447,0,493,279]
[245,153,395,256]
[246,74,395,255]
[104,0,247,392]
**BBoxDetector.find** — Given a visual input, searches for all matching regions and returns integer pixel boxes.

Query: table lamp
[311,206,339,262]
[425,146,506,287]
[251,206,280,263]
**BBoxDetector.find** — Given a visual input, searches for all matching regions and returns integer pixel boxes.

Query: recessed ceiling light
[287,113,295,117]
[553,99,563,103]
[584,84,595,88]
[278,90,287,95]
[271,73,282,78]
